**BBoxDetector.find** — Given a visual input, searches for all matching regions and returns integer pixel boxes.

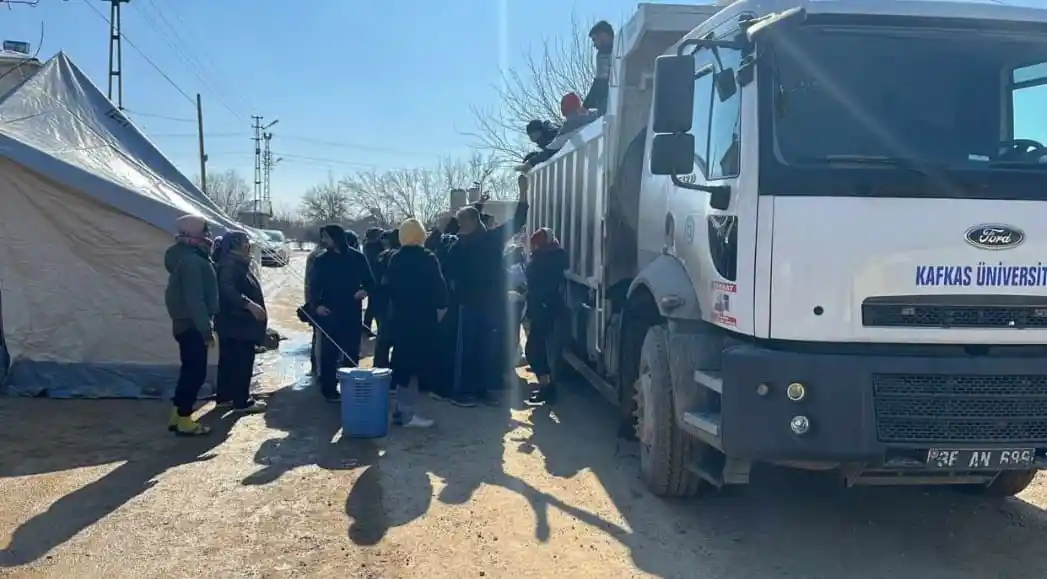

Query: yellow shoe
[174,416,211,437]
[167,408,180,432]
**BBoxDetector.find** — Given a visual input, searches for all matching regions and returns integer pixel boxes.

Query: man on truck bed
[584,20,614,115]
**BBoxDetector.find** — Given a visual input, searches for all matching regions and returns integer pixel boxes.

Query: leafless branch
[464,14,594,164]
[193,168,251,217]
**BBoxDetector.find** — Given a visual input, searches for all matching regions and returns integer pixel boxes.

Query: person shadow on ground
[0,405,240,568]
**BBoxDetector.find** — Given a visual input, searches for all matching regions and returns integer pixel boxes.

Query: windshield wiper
[802,155,937,177]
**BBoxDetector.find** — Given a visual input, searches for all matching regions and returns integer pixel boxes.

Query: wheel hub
[634,369,655,446]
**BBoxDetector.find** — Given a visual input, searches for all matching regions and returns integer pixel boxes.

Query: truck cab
[526,0,1047,498]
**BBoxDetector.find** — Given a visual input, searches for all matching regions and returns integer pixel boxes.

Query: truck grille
[874,374,1047,443]
[862,303,1047,329]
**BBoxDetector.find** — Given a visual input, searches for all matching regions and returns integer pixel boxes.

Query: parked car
[259,229,290,267]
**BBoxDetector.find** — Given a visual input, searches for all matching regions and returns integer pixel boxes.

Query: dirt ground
[5,254,1047,578]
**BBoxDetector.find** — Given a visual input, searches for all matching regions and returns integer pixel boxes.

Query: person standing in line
[304,238,326,376]
[522,228,569,405]
[164,215,219,436]
[214,232,269,414]
[361,227,384,336]
[307,224,374,403]
[445,174,530,407]
[384,218,444,428]
[371,229,400,369]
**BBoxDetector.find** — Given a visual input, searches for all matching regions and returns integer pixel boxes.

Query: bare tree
[466,15,595,163]
[439,151,515,200]
[299,173,353,224]
[193,169,251,216]
[340,167,447,227]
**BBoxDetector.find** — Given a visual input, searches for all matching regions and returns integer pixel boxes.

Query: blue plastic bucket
[338,367,392,438]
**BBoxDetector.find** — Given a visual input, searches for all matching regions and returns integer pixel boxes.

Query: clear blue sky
[2,0,646,208]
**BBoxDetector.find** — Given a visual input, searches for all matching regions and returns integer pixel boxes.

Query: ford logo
[964,224,1025,250]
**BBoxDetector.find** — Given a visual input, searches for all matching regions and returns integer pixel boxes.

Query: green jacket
[164,242,219,337]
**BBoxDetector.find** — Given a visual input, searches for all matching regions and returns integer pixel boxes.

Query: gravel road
[3,253,1047,578]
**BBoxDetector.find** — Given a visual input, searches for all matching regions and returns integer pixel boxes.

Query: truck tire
[635,325,705,497]
[967,470,1037,497]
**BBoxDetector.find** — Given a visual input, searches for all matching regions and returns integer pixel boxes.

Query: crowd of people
[159,19,617,437]
[161,172,568,436]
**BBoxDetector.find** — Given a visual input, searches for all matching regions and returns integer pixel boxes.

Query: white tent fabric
[0,52,254,397]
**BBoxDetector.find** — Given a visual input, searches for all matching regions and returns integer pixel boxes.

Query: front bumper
[719,343,1047,466]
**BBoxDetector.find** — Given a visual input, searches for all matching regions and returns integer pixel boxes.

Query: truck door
[670,32,760,336]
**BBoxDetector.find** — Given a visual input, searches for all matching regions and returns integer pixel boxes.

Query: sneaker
[450,395,477,408]
[214,399,233,409]
[233,399,268,414]
[401,415,435,428]
[428,391,446,402]
[525,385,557,406]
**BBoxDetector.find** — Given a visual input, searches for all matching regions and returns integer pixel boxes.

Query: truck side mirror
[715,68,737,102]
[650,133,695,176]
[652,54,696,134]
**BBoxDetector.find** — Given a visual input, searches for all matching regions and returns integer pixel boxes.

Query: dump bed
[526,2,723,292]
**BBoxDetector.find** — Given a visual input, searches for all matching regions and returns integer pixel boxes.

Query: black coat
[446,201,529,307]
[306,246,375,321]
[524,246,568,330]
[385,245,448,341]
[215,254,267,344]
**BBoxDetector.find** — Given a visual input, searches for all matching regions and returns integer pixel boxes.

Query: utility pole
[262,131,272,215]
[251,115,278,226]
[105,0,131,108]
[196,94,207,194]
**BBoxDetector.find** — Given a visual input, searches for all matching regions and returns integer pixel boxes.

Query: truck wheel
[967,470,1038,497]
[635,325,705,497]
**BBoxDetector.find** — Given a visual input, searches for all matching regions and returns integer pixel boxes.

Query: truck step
[687,453,751,488]
[682,411,720,437]
[693,370,722,393]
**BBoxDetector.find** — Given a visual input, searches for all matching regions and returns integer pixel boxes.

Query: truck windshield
[771,24,1047,170]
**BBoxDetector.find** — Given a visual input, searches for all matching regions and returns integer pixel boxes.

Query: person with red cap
[522,227,569,405]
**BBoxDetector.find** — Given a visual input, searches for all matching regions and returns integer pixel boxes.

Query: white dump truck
[526,0,1047,497]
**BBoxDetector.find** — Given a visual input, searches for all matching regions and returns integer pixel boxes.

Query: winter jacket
[215,253,267,344]
[164,241,219,338]
[306,247,375,320]
[384,245,448,340]
[524,246,568,329]
[446,201,529,307]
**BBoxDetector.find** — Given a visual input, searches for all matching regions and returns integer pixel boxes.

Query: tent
[0,52,257,397]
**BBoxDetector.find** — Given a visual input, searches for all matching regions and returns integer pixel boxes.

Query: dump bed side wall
[529,121,605,289]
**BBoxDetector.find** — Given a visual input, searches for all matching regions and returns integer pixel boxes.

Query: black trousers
[318,317,362,397]
[216,337,257,407]
[373,312,393,369]
[173,329,209,416]
[525,319,554,377]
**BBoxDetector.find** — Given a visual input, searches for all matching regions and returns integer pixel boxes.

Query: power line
[151,0,253,112]
[133,0,247,120]
[80,0,195,106]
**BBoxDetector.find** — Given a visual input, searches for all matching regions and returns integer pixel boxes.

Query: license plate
[926,448,1036,470]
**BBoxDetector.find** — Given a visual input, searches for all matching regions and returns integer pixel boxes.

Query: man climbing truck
[525,0,1047,498]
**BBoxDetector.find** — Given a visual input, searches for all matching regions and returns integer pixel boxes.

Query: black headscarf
[320,224,350,253]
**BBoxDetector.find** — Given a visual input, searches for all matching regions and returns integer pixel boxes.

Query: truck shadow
[523,383,1047,579]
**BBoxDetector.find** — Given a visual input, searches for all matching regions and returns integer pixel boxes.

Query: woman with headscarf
[383,218,444,428]
[164,215,219,436]
[214,232,268,413]
[307,224,375,402]
[523,227,568,405]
